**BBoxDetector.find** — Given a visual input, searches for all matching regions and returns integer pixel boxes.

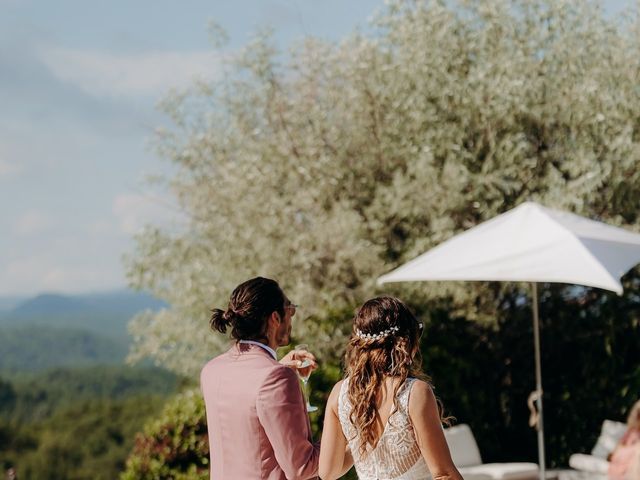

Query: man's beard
[277,326,292,346]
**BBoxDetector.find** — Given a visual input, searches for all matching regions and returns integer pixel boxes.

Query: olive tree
[126,0,640,376]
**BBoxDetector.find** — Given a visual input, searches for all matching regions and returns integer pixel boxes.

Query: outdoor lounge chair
[568,419,626,476]
[444,424,539,480]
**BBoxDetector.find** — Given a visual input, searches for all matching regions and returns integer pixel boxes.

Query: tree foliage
[126,0,640,377]
[121,389,209,480]
[418,280,640,465]
[11,396,167,480]
[0,366,179,479]
[2,366,178,424]
[0,326,128,374]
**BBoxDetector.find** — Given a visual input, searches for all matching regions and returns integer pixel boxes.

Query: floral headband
[355,326,400,341]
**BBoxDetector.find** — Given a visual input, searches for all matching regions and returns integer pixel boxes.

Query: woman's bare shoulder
[408,379,436,409]
[410,378,434,394]
[327,379,346,410]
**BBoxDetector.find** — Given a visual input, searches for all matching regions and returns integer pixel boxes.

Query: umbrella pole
[532,282,546,480]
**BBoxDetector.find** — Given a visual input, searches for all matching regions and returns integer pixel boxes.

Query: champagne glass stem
[294,344,317,412]
[302,379,310,410]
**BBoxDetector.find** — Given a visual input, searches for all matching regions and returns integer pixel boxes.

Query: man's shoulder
[258,362,299,390]
[200,347,282,381]
[200,349,232,379]
[204,348,231,364]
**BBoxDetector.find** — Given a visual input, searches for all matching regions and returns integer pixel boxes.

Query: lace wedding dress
[338,378,431,480]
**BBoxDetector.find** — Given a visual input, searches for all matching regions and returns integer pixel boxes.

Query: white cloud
[14,210,54,235]
[38,47,223,98]
[2,255,122,294]
[112,192,172,235]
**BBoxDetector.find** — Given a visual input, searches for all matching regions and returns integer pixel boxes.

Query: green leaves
[126,0,640,375]
[121,389,209,480]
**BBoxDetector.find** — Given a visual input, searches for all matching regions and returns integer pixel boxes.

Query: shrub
[121,389,209,480]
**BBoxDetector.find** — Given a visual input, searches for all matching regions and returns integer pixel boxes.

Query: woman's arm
[408,380,463,480]
[319,380,354,480]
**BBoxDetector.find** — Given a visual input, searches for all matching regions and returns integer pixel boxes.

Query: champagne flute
[294,344,318,413]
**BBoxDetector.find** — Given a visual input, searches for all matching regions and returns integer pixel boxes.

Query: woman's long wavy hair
[344,296,449,457]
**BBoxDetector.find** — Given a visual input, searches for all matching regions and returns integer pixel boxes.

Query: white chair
[444,424,539,480]
[568,419,626,475]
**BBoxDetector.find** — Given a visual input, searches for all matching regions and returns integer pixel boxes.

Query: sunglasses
[285,303,299,314]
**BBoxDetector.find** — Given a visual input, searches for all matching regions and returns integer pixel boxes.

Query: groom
[201,277,320,480]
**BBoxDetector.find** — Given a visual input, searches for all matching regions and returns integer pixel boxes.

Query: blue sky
[0,0,631,296]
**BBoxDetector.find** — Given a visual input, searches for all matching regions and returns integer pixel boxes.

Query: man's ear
[270,310,282,325]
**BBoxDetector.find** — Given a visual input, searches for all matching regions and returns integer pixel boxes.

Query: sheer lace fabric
[338,378,431,480]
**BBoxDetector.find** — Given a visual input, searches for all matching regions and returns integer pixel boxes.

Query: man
[201,276,320,479]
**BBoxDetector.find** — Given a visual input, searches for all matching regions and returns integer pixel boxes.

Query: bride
[319,296,463,480]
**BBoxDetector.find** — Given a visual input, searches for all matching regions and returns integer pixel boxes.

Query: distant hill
[0,289,166,341]
[0,325,128,374]
[0,295,27,313]
[7,289,165,319]
[10,293,92,317]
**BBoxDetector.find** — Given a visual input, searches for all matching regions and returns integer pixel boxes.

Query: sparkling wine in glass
[294,344,318,413]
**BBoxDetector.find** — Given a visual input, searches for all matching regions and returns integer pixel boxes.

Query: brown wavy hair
[344,296,449,457]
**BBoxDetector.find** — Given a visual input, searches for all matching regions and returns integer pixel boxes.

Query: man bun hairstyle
[209,308,236,333]
[209,277,286,341]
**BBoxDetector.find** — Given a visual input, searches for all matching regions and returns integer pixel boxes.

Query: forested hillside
[0,366,181,479]
[0,290,180,478]
[0,290,166,373]
[0,326,127,373]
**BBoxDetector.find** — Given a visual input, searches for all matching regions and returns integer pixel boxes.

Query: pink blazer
[200,343,319,480]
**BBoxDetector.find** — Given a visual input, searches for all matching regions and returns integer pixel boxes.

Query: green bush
[121,389,209,480]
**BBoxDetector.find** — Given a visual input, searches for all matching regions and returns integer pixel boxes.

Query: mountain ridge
[5,289,166,318]
[0,289,167,342]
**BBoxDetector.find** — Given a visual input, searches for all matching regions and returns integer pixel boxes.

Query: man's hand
[279,349,318,372]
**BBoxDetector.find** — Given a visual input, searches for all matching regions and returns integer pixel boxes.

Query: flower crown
[355,326,399,341]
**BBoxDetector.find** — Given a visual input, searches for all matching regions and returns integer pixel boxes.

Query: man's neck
[261,333,280,352]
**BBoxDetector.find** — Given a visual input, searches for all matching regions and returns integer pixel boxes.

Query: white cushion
[457,472,493,480]
[558,472,608,480]
[568,453,609,474]
[459,463,539,480]
[590,420,626,459]
[444,424,483,467]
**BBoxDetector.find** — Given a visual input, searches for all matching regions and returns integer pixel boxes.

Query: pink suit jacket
[200,342,320,480]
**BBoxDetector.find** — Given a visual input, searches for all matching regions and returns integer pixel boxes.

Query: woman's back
[318,296,461,480]
[338,377,430,480]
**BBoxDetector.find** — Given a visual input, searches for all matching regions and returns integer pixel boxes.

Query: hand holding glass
[294,344,318,413]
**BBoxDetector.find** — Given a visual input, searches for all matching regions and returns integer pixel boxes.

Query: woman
[609,400,640,480]
[319,296,462,480]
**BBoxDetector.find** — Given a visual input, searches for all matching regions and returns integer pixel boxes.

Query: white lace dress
[338,378,431,480]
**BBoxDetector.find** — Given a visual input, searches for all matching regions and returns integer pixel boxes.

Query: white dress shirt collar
[238,339,277,361]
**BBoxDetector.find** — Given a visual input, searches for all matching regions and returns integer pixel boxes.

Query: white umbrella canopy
[378,202,640,293]
[377,201,640,480]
